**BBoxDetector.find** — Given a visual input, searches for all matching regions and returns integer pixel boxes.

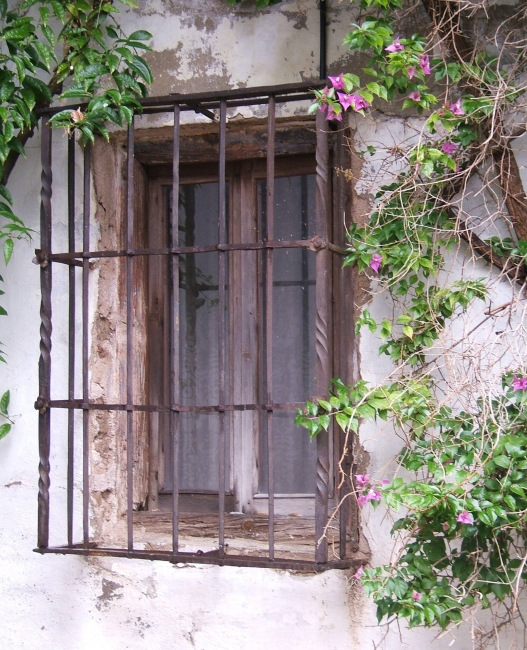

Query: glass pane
[258,174,317,494]
[163,182,230,494]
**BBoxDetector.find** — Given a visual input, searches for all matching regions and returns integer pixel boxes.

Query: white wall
[1,1,526,649]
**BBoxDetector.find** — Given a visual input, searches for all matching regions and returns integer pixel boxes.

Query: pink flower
[385,37,404,53]
[450,99,464,116]
[412,590,422,601]
[419,54,431,75]
[457,510,473,525]
[355,474,370,488]
[408,91,421,102]
[442,142,458,155]
[348,94,371,112]
[367,488,381,501]
[326,106,342,122]
[357,494,369,507]
[369,253,382,273]
[318,104,328,113]
[328,74,345,90]
[513,376,527,391]
[381,479,390,486]
[353,566,364,581]
[407,66,416,80]
[338,92,354,111]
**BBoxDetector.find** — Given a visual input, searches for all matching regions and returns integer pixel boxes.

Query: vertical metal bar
[82,142,91,549]
[218,99,227,558]
[266,94,276,561]
[67,136,76,547]
[319,0,327,81]
[37,116,52,549]
[314,109,330,564]
[335,127,348,559]
[171,105,181,554]
[126,118,135,552]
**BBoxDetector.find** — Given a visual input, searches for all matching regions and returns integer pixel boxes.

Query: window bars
[35,81,356,571]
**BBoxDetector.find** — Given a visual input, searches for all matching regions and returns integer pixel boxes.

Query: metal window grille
[35,81,357,571]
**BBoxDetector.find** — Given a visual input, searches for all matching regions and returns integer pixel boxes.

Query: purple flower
[381,479,390,486]
[328,74,345,90]
[442,142,458,155]
[457,510,473,525]
[412,590,422,601]
[367,488,381,501]
[326,106,342,122]
[348,94,371,112]
[408,91,421,102]
[450,99,464,116]
[419,54,431,75]
[407,66,416,80]
[355,474,370,488]
[318,104,328,113]
[385,37,404,53]
[338,92,354,111]
[513,376,527,391]
[369,253,382,273]
[353,565,364,581]
[357,494,369,507]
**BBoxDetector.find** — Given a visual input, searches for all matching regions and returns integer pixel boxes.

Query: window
[36,83,359,570]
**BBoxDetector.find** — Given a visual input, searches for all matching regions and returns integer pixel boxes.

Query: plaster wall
[0,1,525,649]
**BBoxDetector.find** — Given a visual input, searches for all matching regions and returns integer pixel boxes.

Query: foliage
[292,0,527,638]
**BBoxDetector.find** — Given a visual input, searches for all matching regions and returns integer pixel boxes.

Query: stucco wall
[1,1,526,649]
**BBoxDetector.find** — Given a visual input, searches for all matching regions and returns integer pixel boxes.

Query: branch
[493,146,527,244]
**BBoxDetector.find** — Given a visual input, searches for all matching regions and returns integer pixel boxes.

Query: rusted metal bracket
[33,249,49,268]
[34,396,49,414]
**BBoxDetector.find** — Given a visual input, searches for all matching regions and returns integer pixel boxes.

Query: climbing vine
[290,0,527,640]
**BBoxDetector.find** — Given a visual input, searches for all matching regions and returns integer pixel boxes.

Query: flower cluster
[316,73,372,122]
[355,474,388,506]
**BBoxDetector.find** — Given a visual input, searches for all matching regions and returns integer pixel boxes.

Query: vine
[288,0,527,640]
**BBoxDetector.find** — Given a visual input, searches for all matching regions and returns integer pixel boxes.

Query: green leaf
[128,55,153,84]
[3,238,13,264]
[117,0,139,6]
[403,325,414,339]
[0,422,10,440]
[335,411,350,431]
[0,389,9,415]
[493,455,510,469]
[127,30,153,41]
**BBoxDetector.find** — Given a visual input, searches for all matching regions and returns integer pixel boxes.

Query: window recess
[35,82,360,571]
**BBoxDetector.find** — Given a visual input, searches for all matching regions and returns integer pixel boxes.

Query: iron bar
[47,238,342,261]
[82,142,91,549]
[126,118,135,552]
[48,400,305,412]
[171,104,181,554]
[266,94,276,561]
[319,0,327,81]
[35,545,353,571]
[37,115,52,549]
[218,99,227,558]
[67,135,76,547]
[314,109,330,564]
[37,81,326,117]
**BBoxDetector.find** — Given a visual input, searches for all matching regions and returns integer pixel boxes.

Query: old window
[35,83,359,570]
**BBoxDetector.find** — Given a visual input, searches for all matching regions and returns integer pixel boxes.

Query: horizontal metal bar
[38,81,326,117]
[48,400,306,413]
[35,546,354,572]
[48,238,336,261]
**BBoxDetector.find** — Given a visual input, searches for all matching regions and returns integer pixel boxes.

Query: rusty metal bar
[67,135,76,546]
[218,99,227,558]
[35,545,354,571]
[48,237,339,261]
[314,110,330,564]
[38,81,327,116]
[49,400,304,412]
[126,118,135,552]
[37,116,52,549]
[171,104,181,554]
[266,94,276,561]
[82,142,91,549]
